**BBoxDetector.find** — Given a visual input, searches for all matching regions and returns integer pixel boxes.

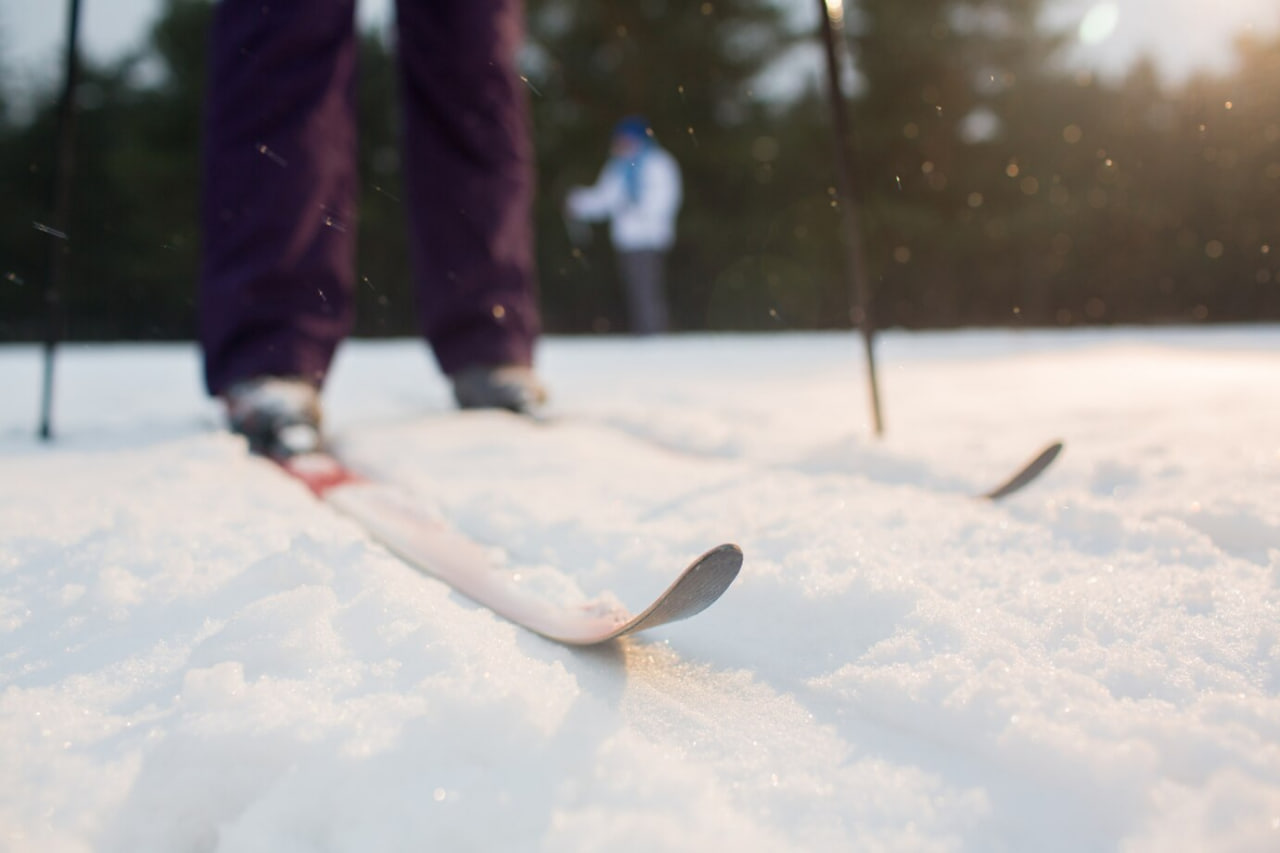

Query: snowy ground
[1,328,1278,852]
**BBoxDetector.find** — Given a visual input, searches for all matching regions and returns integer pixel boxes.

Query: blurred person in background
[200,0,546,459]
[565,117,682,336]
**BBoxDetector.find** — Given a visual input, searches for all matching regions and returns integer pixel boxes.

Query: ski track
[1,329,1279,851]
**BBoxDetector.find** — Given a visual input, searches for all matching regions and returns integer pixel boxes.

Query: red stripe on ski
[278,453,363,497]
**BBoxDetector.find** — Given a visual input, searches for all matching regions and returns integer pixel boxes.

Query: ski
[977,440,1064,501]
[275,452,743,645]
[532,412,1062,503]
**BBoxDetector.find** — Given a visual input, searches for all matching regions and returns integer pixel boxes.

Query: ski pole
[816,0,883,436]
[39,0,84,441]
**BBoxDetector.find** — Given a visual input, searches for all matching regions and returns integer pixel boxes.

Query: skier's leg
[620,249,669,335]
[200,0,359,396]
[393,0,541,376]
[647,250,672,333]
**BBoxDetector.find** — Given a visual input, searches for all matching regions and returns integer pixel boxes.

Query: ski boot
[450,364,547,413]
[224,376,324,459]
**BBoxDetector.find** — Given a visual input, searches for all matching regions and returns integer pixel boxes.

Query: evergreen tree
[1,0,1277,339]
[847,0,1069,326]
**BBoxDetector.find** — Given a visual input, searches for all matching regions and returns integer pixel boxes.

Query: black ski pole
[816,0,884,436]
[39,0,84,441]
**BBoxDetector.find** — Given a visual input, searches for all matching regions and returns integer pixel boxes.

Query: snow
[2,328,1279,852]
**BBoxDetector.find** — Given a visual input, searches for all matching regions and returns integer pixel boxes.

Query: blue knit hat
[612,116,651,143]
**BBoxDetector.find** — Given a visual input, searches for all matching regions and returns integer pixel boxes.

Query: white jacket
[566,146,682,251]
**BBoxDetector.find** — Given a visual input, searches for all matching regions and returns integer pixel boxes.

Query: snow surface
[2,328,1279,852]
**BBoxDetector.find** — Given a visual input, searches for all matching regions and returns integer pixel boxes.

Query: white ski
[279,453,743,645]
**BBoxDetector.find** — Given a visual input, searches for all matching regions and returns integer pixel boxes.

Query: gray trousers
[617,249,670,335]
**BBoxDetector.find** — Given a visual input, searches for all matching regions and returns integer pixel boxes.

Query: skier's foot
[450,364,547,413]
[223,376,323,459]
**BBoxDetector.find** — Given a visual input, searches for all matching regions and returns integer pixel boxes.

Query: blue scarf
[608,140,651,205]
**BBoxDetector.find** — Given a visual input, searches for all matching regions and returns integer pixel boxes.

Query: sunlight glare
[1079,4,1120,46]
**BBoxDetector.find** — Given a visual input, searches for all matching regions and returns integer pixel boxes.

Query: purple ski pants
[199,0,540,395]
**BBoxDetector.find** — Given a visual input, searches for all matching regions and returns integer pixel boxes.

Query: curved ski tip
[1035,440,1064,465]
[687,543,744,600]
[1037,440,1065,468]
[697,543,744,573]
[563,543,745,645]
[705,542,743,560]
[981,440,1066,501]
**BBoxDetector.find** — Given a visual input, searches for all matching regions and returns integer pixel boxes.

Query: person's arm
[566,165,625,222]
